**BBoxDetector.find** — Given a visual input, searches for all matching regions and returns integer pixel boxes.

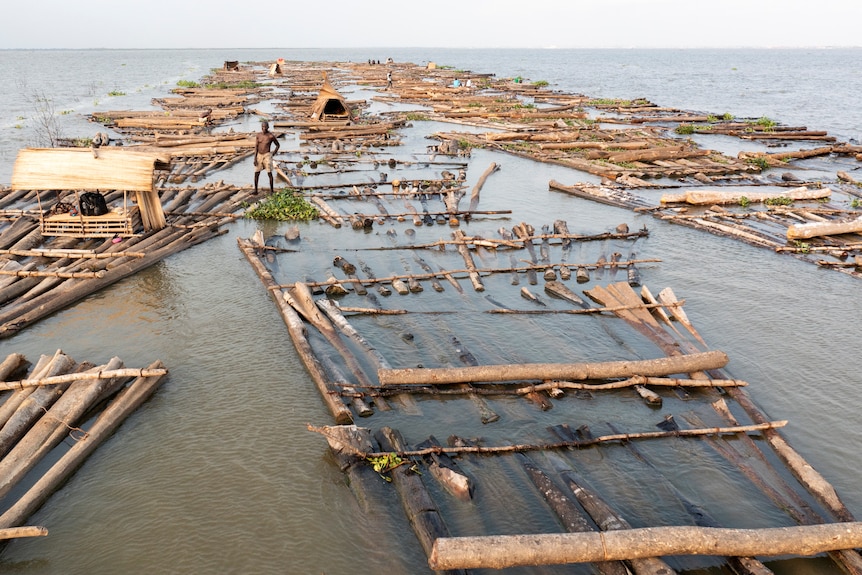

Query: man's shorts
[255,152,273,172]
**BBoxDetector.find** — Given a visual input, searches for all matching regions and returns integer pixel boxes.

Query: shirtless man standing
[254,120,280,194]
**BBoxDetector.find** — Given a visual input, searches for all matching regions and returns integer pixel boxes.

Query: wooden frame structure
[11,148,170,238]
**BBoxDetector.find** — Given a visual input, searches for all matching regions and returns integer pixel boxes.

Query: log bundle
[0,351,168,536]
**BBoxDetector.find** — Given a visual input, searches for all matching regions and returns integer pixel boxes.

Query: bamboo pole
[429,522,862,571]
[378,350,729,386]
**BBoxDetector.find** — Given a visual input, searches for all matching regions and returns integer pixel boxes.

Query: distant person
[254,120,280,194]
[386,70,392,90]
[452,78,461,88]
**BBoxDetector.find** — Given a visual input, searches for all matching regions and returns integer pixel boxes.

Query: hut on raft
[309,73,351,123]
[11,147,169,237]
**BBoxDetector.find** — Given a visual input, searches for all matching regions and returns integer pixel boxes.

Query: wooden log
[451,229,484,291]
[517,454,629,575]
[787,216,862,240]
[429,522,862,571]
[0,526,48,540]
[0,353,28,382]
[375,427,466,575]
[0,353,77,458]
[468,162,500,212]
[607,146,708,163]
[661,186,831,205]
[0,368,168,390]
[0,361,168,529]
[0,358,129,501]
[378,350,729,386]
[237,239,353,424]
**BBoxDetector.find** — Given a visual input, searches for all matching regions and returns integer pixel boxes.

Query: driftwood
[428,522,862,571]
[377,350,729,386]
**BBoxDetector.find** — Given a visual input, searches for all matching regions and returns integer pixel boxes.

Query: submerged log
[429,522,862,571]
[378,350,729,386]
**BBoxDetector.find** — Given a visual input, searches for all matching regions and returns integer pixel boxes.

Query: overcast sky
[3,0,860,50]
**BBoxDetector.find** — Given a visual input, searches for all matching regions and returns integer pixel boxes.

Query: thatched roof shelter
[11,147,170,233]
[309,73,350,122]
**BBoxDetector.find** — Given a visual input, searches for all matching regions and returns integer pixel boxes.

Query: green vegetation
[61,110,73,115]
[793,240,811,253]
[851,197,861,208]
[206,80,260,90]
[746,157,771,171]
[244,189,319,221]
[764,196,793,206]
[176,79,200,88]
[675,124,695,135]
[405,112,430,121]
[721,112,734,121]
[107,90,125,97]
[532,80,549,87]
[739,196,751,208]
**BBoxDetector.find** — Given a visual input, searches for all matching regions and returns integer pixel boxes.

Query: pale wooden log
[0,358,128,501]
[0,269,105,279]
[236,239,353,424]
[607,146,708,163]
[468,162,499,212]
[378,349,728,386]
[661,186,831,205]
[309,196,343,227]
[429,522,862,571]
[0,361,167,530]
[0,248,146,259]
[451,229,484,291]
[0,526,48,540]
[787,217,862,240]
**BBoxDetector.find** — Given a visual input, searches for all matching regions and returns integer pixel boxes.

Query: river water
[0,48,861,574]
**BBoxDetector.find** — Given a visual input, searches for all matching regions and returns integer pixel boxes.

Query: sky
[3,0,860,50]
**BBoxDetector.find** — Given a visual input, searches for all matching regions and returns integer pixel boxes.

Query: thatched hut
[309,73,350,123]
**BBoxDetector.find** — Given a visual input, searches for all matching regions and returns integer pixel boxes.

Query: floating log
[428,522,862,571]
[378,350,729,386]
[0,367,167,391]
[787,216,862,240]
[375,427,466,575]
[517,454,629,575]
[451,230,484,291]
[0,361,168,530]
[468,162,499,212]
[0,526,48,540]
[660,186,831,205]
[237,239,353,424]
